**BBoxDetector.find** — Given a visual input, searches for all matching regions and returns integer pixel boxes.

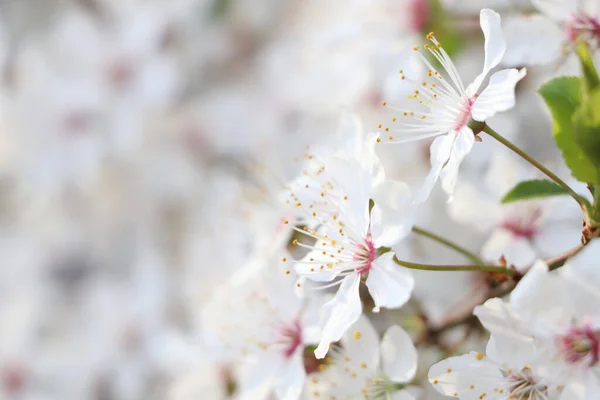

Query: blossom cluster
[1,0,600,399]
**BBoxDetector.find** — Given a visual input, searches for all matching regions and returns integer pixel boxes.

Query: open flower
[448,154,582,270]
[378,9,526,202]
[287,131,414,359]
[201,251,322,400]
[311,316,418,400]
[472,260,600,399]
[504,0,600,66]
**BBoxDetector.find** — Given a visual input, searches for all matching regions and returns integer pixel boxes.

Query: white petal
[428,352,503,397]
[471,68,527,122]
[469,8,507,94]
[274,349,306,400]
[481,228,536,269]
[502,15,563,66]
[447,182,502,231]
[380,325,418,383]
[509,259,550,310]
[365,252,414,311]
[314,274,362,359]
[485,333,535,370]
[439,127,475,199]
[390,391,416,400]
[474,297,533,341]
[370,180,414,247]
[532,0,576,21]
[326,157,372,235]
[238,355,281,400]
[341,315,380,371]
[532,221,582,259]
[413,133,455,204]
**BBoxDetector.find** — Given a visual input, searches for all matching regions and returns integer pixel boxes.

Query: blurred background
[0,0,580,399]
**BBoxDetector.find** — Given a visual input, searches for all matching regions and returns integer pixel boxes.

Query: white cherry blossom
[287,129,415,359]
[379,9,526,202]
[448,154,582,270]
[504,0,600,67]
[473,260,600,399]
[307,316,418,400]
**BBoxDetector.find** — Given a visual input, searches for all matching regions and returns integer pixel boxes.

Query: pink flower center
[1,365,25,394]
[566,14,600,44]
[556,325,600,366]
[354,236,377,276]
[501,206,542,239]
[454,97,476,131]
[277,320,303,359]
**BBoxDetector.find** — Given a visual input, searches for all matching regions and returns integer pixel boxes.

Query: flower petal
[314,274,362,359]
[413,133,455,204]
[469,8,507,94]
[365,252,414,312]
[274,349,306,400]
[341,315,381,372]
[381,325,418,383]
[471,68,527,122]
[502,15,563,66]
[481,228,536,270]
[439,126,475,199]
[447,182,503,231]
[532,0,576,21]
[370,180,414,247]
[428,352,503,397]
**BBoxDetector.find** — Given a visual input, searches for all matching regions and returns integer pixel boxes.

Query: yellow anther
[378,123,383,128]
[376,137,381,142]
[285,270,291,274]
[412,46,419,51]
[475,352,484,360]
[353,331,362,340]
[392,117,397,122]
[282,257,287,262]
[381,101,387,106]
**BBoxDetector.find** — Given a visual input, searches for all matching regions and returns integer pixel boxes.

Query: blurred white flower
[380,9,526,202]
[448,154,582,270]
[504,0,600,66]
[201,250,322,399]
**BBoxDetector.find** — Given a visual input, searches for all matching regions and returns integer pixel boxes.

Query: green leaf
[573,88,600,169]
[576,41,600,94]
[501,180,570,204]
[539,76,600,184]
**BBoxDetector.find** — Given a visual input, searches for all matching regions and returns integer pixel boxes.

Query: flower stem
[394,257,514,276]
[412,226,484,265]
[482,124,585,207]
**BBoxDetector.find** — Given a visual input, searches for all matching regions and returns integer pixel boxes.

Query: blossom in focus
[308,316,418,400]
[287,126,414,359]
[379,9,526,202]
